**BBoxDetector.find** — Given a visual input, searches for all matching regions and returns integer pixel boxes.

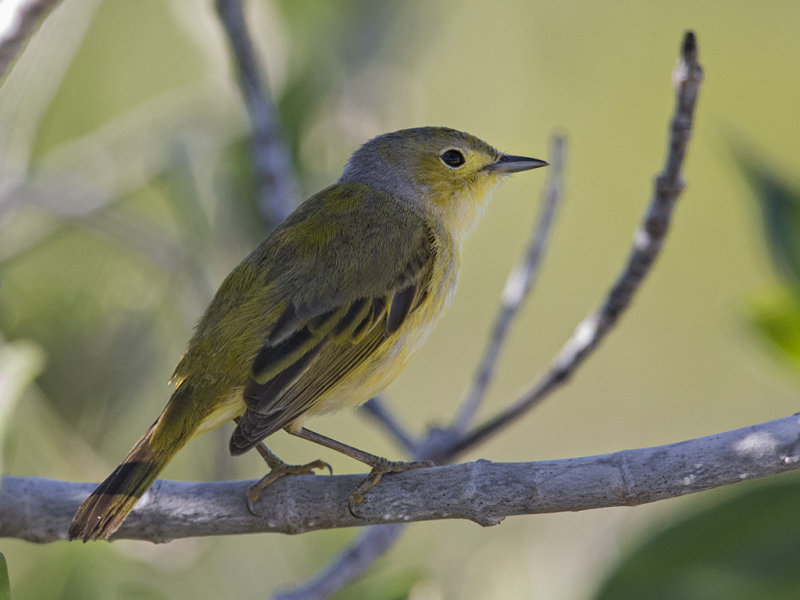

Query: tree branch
[359,396,418,454]
[3,412,798,544]
[453,134,566,432]
[215,0,297,226]
[450,31,703,456]
[276,31,703,596]
[272,525,406,600]
[331,141,566,596]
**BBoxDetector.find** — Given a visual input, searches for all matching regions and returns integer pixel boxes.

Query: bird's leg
[247,443,332,502]
[235,418,332,505]
[288,426,433,515]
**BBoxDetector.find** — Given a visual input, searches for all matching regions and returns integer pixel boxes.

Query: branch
[450,31,703,455]
[453,135,566,432]
[272,525,406,600]
[3,413,799,543]
[359,396,418,454]
[357,136,567,461]
[215,0,297,226]
[342,143,566,595]
[260,32,701,593]
[267,32,702,597]
[0,0,62,83]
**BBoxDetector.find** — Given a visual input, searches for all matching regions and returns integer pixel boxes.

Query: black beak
[485,154,549,174]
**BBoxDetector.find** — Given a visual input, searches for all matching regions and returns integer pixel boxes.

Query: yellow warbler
[69,127,547,541]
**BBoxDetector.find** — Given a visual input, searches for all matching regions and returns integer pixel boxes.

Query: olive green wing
[229,189,436,454]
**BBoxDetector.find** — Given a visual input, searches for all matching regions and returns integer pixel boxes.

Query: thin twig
[0,0,63,83]
[359,135,566,454]
[271,525,406,600]
[359,397,418,454]
[453,135,566,432]
[214,0,297,227]
[335,130,565,600]
[278,32,703,598]
[4,411,799,543]
[450,31,703,456]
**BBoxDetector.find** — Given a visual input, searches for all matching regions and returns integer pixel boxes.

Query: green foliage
[0,553,8,600]
[32,0,207,159]
[594,142,800,600]
[331,566,423,600]
[748,286,800,367]
[735,152,800,285]
[592,476,800,600]
[0,341,45,470]
[733,149,800,371]
[3,2,800,599]
[0,2,430,598]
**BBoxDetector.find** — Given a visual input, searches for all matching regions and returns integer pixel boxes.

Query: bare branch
[0,0,62,83]
[332,138,567,595]
[359,397,418,454]
[214,0,297,226]
[3,412,798,544]
[271,525,406,600]
[451,31,703,455]
[281,32,704,596]
[453,135,566,432]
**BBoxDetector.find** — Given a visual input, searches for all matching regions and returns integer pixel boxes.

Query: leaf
[733,150,800,284]
[0,340,45,471]
[747,286,800,368]
[0,553,9,600]
[591,477,800,600]
[331,567,423,600]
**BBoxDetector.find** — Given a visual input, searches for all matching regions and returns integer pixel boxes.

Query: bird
[69,126,547,541]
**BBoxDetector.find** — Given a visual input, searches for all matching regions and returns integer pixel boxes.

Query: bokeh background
[1,1,799,599]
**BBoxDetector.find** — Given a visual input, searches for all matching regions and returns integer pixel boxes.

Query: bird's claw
[348,458,433,516]
[247,458,333,506]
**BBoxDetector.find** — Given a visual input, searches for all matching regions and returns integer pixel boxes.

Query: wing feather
[230,197,436,455]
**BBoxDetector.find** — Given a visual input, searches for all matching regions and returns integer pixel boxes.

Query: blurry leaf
[215,136,267,238]
[32,0,207,159]
[330,566,423,600]
[0,553,8,600]
[0,339,45,470]
[274,0,431,183]
[592,476,800,600]
[734,150,800,284]
[747,285,800,369]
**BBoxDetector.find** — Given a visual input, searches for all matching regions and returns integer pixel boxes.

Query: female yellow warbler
[69,127,547,541]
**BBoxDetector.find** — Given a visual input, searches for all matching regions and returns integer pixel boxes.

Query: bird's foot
[247,458,332,506]
[348,458,433,516]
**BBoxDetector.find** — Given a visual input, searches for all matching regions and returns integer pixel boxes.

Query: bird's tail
[69,401,192,542]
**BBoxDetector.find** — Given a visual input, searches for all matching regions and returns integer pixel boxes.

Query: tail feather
[69,423,181,542]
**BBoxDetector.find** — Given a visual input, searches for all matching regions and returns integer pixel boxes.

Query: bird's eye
[440,149,466,168]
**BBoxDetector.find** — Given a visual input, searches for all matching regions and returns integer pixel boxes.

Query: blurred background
[1,1,800,599]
